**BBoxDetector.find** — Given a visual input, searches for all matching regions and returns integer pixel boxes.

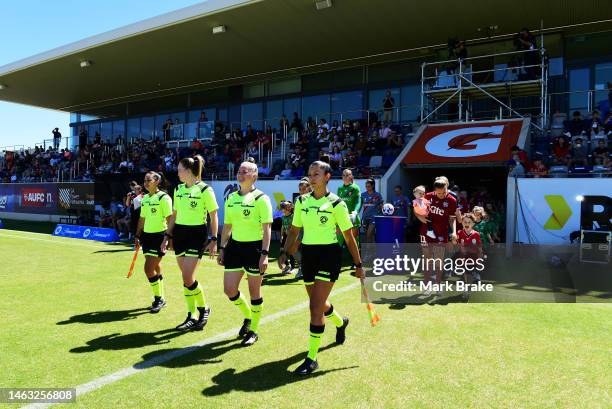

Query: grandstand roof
[0,0,610,113]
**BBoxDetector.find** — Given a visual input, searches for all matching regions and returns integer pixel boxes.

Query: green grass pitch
[0,228,610,408]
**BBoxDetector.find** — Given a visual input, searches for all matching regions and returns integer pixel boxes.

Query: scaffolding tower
[420,43,549,131]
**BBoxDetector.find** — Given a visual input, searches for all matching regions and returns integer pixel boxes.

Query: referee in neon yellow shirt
[162,155,219,331]
[135,171,173,313]
[278,159,364,375]
[218,160,273,346]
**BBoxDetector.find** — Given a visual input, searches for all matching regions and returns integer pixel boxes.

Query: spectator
[279,114,288,130]
[571,137,588,167]
[565,111,585,136]
[52,128,62,149]
[342,148,357,168]
[510,145,528,164]
[191,137,203,151]
[508,159,525,177]
[259,160,271,177]
[290,112,303,133]
[528,157,548,177]
[603,112,612,134]
[318,118,330,134]
[382,90,395,124]
[552,137,571,164]
[390,185,410,217]
[279,163,292,180]
[162,119,172,141]
[592,138,609,162]
[329,147,342,169]
[78,126,88,147]
[587,110,602,137]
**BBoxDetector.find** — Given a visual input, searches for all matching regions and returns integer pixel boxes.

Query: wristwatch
[260,249,269,256]
[209,236,218,241]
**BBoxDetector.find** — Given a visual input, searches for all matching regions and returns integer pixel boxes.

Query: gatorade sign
[403,119,527,164]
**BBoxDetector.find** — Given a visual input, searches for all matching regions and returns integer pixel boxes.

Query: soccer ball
[382,203,395,216]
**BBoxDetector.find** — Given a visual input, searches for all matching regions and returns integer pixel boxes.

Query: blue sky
[0,0,204,149]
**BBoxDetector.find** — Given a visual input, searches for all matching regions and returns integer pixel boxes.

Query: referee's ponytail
[180,155,204,179]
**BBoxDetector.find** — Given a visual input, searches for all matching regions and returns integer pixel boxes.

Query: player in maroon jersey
[414,176,457,296]
[457,213,483,301]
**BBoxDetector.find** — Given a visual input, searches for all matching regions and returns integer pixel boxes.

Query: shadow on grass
[69,328,188,353]
[93,248,135,254]
[57,307,150,325]
[202,344,358,396]
[134,338,243,369]
[262,272,302,286]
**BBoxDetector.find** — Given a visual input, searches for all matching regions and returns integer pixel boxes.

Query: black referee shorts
[224,237,263,276]
[172,224,208,258]
[140,231,166,258]
[300,243,342,285]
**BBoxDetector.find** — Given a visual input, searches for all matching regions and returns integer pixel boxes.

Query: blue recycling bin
[375,216,407,243]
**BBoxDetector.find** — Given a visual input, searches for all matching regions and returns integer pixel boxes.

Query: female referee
[135,171,172,313]
[217,160,273,346]
[278,160,364,375]
[161,155,219,331]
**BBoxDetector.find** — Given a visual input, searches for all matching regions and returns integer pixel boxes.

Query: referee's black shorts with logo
[172,224,208,258]
[140,231,165,257]
[223,237,263,276]
[300,243,342,285]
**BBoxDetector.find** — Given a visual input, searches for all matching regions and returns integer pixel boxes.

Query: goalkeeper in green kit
[336,169,362,249]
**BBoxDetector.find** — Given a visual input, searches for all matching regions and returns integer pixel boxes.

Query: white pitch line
[22,281,360,409]
[0,232,108,249]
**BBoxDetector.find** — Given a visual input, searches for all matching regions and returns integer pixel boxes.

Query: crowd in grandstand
[2,90,611,183]
[1,110,408,183]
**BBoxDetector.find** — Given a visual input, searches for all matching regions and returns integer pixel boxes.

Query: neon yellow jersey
[173,181,219,226]
[224,189,272,242]
[292,191,353,245]
[140,191,172,233]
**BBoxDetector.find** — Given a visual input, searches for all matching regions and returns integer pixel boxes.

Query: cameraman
[513,28,538,80]
[446,38,467,75]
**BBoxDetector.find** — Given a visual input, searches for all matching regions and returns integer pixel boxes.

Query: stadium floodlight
[212,25,226,34]
[315,0,332,10]
[80,60,92,68]
[576,195,584,202]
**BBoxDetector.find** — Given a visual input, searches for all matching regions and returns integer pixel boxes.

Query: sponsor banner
[515,178,612,244]
[402,119,526,165]
[0,184,58,214]
[14,183,57,214]
[0,188,15,212]
[0,183,94,214]
[362,243,610,303]
[209,179,371,224]
[53,224,118,242]
[57,183,95,210]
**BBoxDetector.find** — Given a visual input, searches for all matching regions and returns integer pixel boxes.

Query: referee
[278,160,364,375]
[135,171,172,313]
[162,155,219,331]
[218,160,273,346]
